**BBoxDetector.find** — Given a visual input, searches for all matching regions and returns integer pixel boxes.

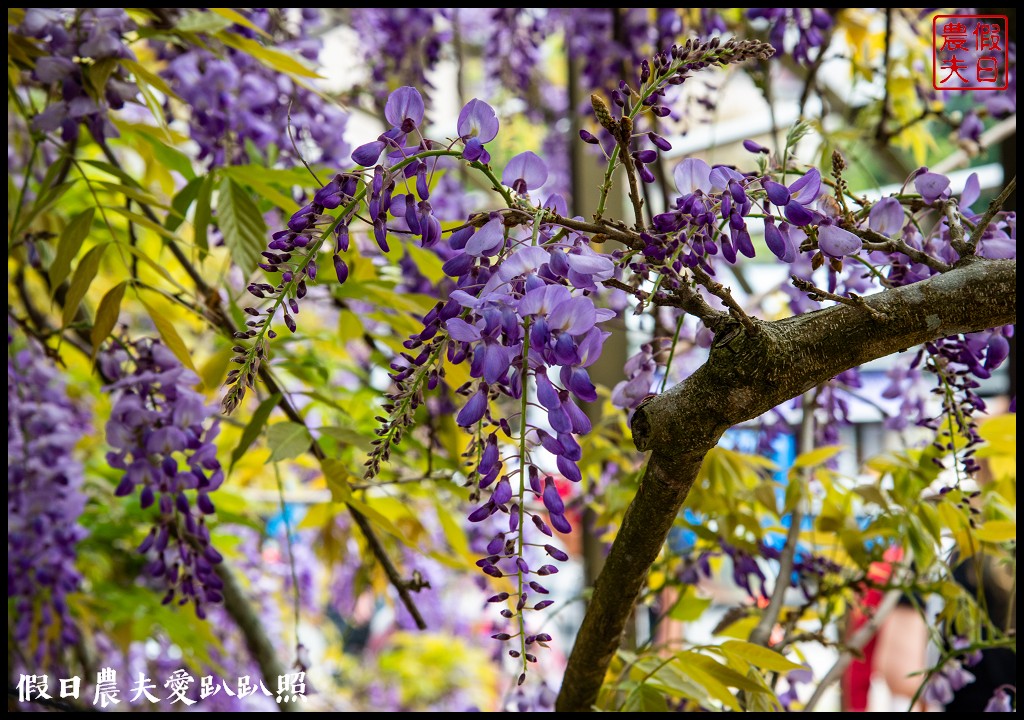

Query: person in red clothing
[842,547,929,711]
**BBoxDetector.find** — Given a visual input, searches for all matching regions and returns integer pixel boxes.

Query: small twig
[802,589,903,712]
[602,277,649,302]
[852,226,952,273]
[616,123,646,231]
[791,276,889,322]
[875,9,894,142]
[966,176,1016,254]
[287,99,324,188]
[690,265,758,333]
[659,279,729,329]
[748,391,813,647]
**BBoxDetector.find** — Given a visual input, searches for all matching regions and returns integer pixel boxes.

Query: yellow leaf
[140,296,199,376]
[974,520,1016,543]
[792,445,844,469]
[719,640,803,673]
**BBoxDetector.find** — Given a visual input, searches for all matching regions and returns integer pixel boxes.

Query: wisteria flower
[458,98,499,162]
[503,151,548,194]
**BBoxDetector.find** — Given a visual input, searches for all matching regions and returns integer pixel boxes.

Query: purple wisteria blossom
[458,98,499,163]
[8,337,90,668]
[13,9,138,143]
[103,339,224,618]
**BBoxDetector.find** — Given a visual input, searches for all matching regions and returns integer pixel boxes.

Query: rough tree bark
[556,256,1017,712]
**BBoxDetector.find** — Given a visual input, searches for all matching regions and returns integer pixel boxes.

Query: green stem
[516,317,532,679]
[9,138,40,245]
[659,315,685,394]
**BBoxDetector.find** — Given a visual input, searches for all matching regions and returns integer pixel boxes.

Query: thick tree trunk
[556,257,1017,712]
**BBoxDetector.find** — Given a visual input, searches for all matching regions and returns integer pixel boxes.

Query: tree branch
[966,175,1016,254]
[555,257,1016,712]
[801,589,903,712]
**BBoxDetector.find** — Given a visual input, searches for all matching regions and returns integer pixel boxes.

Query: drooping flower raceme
[159,8,349,168]
[8,337,90,667]
[103,339,225,618]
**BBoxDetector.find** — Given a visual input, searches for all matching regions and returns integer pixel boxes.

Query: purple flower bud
[333,255,349,284]
[579,129,599,144]
[544,544,569,561]
[352,141,385,167]
[549,511,572,534]
[743,139,770,153]
[492,477,513,505]
[764,219,797,263]
[542,478,565,515]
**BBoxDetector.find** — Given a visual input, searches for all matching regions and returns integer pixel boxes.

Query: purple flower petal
[457,98,499,143]
[673,158,712,195]
[465,217,505,257]
[502,151,548,193]
[456,388,487,427]
[542,478,565,515]
[789,168,821,205]
[384,86,424,131]
[868,197,904,236]
[818,224,863,257]
[763,179,791,206]
[915,171,951,204]
[446,317,481,342]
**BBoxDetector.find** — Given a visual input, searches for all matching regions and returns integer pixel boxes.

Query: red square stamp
[932,14,1009,91]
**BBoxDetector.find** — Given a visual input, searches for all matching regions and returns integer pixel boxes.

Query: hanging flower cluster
[103,339,225,618]
[8,337,91,668]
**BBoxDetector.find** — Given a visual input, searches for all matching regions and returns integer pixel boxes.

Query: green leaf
[229,393,280,471]
[672,653,741,711]
[81,159,144,187]
[20,180,77,236]
[193,173,213,254]
[120,58,182,102]
[131,128,196,180]
[719,641,802,673]
[318,425,373,454]
[220,166,299,211]
[791,445,844,469]
[622,684,669,712]
[668,587,712,622]
[209,8,271,37]
[216,177,267,275]
[140,296,199,375]
[90,281,127,358]
[266,421,311,464]
[96,181,171,210]
[50,208,95,294]
[175,9,234,34]
[105,207,181,243]
[216,31,322,79]
[62,244,108,327]
[167,176,205,233]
